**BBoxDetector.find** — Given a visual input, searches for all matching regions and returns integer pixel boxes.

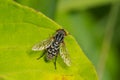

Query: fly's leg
[54,56,57,69]
[37,51,46,60]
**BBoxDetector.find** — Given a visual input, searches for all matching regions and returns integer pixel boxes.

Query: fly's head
[56,29,67,36]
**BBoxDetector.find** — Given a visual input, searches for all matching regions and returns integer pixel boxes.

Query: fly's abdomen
[46,42,59,60]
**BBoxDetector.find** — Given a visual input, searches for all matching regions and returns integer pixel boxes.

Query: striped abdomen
[46,41,60,60]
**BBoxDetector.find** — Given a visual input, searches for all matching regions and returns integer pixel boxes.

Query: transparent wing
[60,42,71,66]
[32,38,53,51]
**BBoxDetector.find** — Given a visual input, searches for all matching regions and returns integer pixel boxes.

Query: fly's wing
[60,42,71,66]
[32,38,53,51]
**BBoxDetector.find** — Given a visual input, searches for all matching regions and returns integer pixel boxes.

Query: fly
[32,29,71,69]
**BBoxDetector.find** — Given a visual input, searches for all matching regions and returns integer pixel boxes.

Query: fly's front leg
[54,56,57,69]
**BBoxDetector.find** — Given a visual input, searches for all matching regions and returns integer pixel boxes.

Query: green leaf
[15,0,57,19]
[0,0,98,80]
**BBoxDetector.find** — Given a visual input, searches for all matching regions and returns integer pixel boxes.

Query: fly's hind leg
[54,56,58,69]
[37,50,46,60]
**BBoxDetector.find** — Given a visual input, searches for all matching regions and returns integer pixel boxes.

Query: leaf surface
[0,0,98,80]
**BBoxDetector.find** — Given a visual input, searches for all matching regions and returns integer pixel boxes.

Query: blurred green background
[14,0,120,80]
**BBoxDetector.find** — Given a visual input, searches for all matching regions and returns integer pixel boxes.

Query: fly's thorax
[54,29,66,43]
